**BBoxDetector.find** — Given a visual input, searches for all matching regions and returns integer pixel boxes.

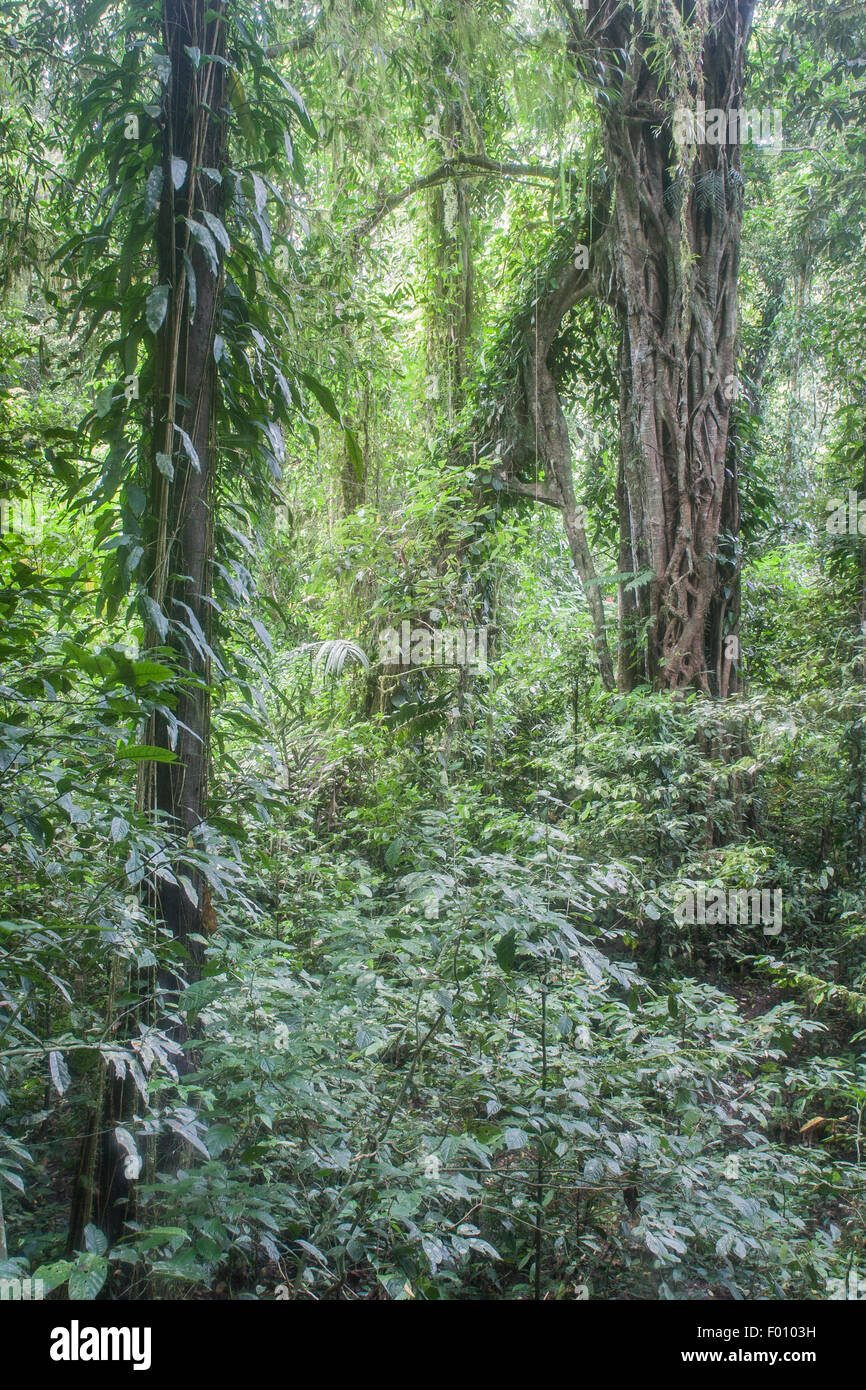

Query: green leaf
[251,172,267,214]
[205,1123,236,1157]
[115,744,177,763]
[183,250,197,320]
[345,428,364,482]
[495,929,517,972]
[504,1127,527,1150]
[185,218,219,275]
[110,816,129,843]
[68,1254,108,1300]
[141,593,169,641]
[94,383,114,418]
[129,659,175,684]
[132,1227,189,1252]
[145,166,163,214]
[385,837,404,869]
[299,371,342,425]
[58,794,90,825]
[202,210,230,254]
[174,424,200,471]
[178,875,198,908]
[49,1050,70,1096]
[83,1223,108,1256]
[251,617,273,653]
[32,1260,73,1294]
[146,284,170,334]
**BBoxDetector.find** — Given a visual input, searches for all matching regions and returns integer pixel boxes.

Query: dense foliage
[1,0,865,1303]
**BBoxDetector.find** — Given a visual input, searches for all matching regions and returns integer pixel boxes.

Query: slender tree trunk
[522,251,617,691]
[425,18,474,429]
[144,0,227,970]
[461,194,618,690]
[74,0,228,1253]
[341,373,368,513]
[615,323,650,689]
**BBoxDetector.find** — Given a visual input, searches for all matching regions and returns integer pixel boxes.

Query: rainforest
[0,0,865,1327]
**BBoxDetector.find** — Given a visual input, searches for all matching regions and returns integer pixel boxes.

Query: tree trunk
[461,3,755,695]
[75,0,228,1254]
[574,0,755,691]
[144,0,227,968]
[425,20,474,429]
[521,251,617,691]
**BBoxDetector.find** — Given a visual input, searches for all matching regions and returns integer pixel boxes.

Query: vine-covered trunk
[144,0,227,967]
[584,0,755,692]
[72,0,228,1253]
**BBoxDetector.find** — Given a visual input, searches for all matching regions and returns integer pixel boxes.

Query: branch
[557,0,588,40]
[354,154,568,237]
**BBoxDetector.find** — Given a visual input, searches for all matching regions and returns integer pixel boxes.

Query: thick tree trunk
[575,0,755,691]
[462,3,754,696]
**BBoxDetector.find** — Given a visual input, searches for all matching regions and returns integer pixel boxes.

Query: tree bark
[74,0,228,1254]
[144,0,227,968]
[570,0,755,692]
[425,26,474,430]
